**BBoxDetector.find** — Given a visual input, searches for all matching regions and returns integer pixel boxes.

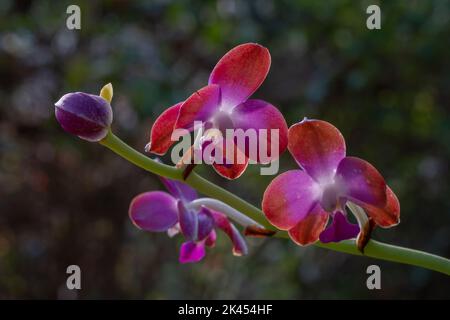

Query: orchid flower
[147,43,288,179]
[129,177,251,263]
[262,119,400,251]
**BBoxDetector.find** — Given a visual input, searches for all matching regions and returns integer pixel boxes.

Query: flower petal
[129,191,178,232]
[209,43,271,108]
[197,207,215,241]
[205,230,217,248]
[211,211,248,256]
[262,170,320,230]
[358,186,400,228]
[212,158,249,180]
[230,99,288,163]
[288,119,346,183]
[177,201,198,241]
[159,177,198,202]
[179,241,206,263]
[288,204,329,246]
[319,211,360,243]
[336,157,387,208]
[148,102,183,155]
[202,133,249,179]
[175,84,221,130]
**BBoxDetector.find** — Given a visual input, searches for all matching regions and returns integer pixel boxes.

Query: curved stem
[100,131,450,276]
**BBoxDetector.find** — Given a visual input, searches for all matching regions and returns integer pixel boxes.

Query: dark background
[0,0,449,299]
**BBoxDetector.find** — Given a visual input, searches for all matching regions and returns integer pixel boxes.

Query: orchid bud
[54,84,113,142]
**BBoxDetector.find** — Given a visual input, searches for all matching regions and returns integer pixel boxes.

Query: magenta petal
[209,43,271,108]
[197,207,215,241]
[175,84,221,130]
[319,211,359,243]
[230,99,288,163]
[129,191,178,232]
[262,170,320,230]
[148,102,183,155]
[177,201,198,241]
[336,157,387,207]
[160,177,198,202]
[288,119,346,183]
[211,211,248,256]
[179,241,206,264]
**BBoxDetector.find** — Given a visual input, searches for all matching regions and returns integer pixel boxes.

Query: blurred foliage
[0,0,449,298]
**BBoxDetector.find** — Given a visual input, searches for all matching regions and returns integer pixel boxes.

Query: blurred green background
[0,0,449,299]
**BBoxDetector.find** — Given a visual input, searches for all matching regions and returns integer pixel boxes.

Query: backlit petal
[230,99,288,163]
[209,43,271,108]
[262,170,320,230]
[288,204,329,246]
[336,157,387,208]
[175,84,221,130]
[288,119,346,183]
[358,186,400,228]
[148,102,182,155]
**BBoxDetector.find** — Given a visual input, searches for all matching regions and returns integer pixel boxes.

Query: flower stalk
[100,130,450,276]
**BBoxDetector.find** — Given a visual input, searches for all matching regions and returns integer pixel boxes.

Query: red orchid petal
[336,156,387,208]
[230,99,288,163]
[288,204,329,246]
[211,211,248,256]
[148,102,182,155]
[359,186,400,228]
[175,84,221,130]
[288,119,346,183]
[205,230,217,248]
[209,43,271,108]
[213,159,249,180]
[210,139,249,179]
[129,191,178,232]
[262,170,320,230]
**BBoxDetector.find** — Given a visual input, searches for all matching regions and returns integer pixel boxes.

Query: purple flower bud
[55,92,113,142]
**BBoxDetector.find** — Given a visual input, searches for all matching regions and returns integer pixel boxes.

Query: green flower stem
[100,131,450,276]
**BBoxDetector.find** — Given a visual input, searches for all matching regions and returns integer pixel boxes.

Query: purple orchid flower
[129,177,248,263]
[54,84,113,142]
[262,119,400,248]
[147,43,288,179]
